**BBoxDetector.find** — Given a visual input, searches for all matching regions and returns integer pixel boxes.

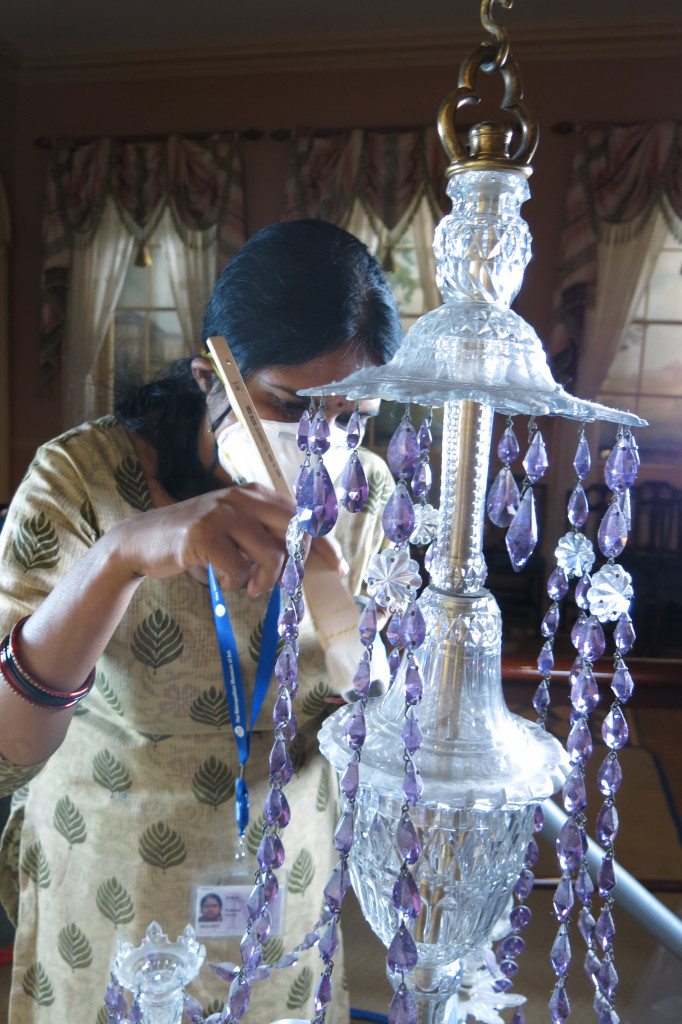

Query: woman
[0,220,401,1023]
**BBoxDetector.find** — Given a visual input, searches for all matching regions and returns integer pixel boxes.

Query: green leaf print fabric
[0,418,391,1023]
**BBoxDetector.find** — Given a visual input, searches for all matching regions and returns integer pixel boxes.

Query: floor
[1,708,680,1023]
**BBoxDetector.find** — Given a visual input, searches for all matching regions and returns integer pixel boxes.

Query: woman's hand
[109,483,345,597]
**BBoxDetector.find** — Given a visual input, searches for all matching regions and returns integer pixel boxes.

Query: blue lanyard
[207,565,281,835]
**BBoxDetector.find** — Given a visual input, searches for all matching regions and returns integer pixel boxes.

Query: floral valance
[550,121,682,375]
[284,128,448,233]
[40,133,245,383]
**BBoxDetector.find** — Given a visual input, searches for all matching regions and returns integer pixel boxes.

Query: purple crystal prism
[227,976,251,1021]
[533,681,550,716]
[296,410,310,452]
[247,881,265,916]
[277,601,298,641]
[498,424,520,465]
[359,600,378,647]
[346,707,366,751]
[579,616,606,660]
[567,716,593,765]
[597,958,618,999]
[605,437,638,491]
[603,705,629,750]
[257,832,285,871]
[240,931,263,975]
[571,664,599,714]
[538,640,554,675]
[252,909,272,942]
[541,602,561,638]
[273,689,293,728]
[264,786,290,828]
[281,557,302,595]
[510,905,532,930]
[567,483,589,528]
[383,481,416,544]
[387,419,420,478]
[387,611,402,648]
[578,907,596,944]
[346,410,364,449]
[418,420,432,451]
[574,436,591,480]
[294,460,311,503]
[487,466,520,527]
[598,754,623,797]
[388,983,418,1024]
[314,972,333,1012]
[319,918,339,961]
[297,459,339,537]
[352,651,372,696]
[547,567,569,601]
[505,486,538,570]
[399,603,426,651]
[523,431,549,483]
[404,656,424,704]
[553,875,574,922]
[392,867,422,919]
[534,805,545,832]
[500,934,525,959]
[340,757,360,799]
[402,713,423,754]
[557,817,585,871]
[389,647,401,680]
[387,923,418,972]
[575,573,592,610]
[549,981,570,1023]
[397,811,421,863]
[598,855,616,897]
[584,948,601,986]
[563,767,587,813]
[596,801,619,845]
[323,860,350,912]
[402,758,423,805]
[595,907,616,952]
[575,863,594,904]
[598,502,628,558]
[268,738,293,785]
[261,868,278,905]
[499,958,519,978]
[526,837,539,867]
[411,459,432,499]
[308,411,331,455]
[611,664,634,703]
[340,452,369,513]
[274,643,297,687]
[513,868,534,900]
[550,925,571,977]
[614,613,635,654]
[334,809,355,856]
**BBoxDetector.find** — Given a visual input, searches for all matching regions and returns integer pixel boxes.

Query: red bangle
[8,618,95,700]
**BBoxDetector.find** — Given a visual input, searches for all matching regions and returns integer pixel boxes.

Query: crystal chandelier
[105,2,646,1022]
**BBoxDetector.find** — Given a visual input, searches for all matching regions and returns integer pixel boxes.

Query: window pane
[648,247,682,320]
[601,322,643,393]
[149,312,185,375]
[636,395,682,461]
[150,244,176,308]
[114,312,147,385]
[640,323,682,396]
[389,245,424,315]
[118,261,152,309]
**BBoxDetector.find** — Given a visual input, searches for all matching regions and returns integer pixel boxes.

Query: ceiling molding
[13,23,682,85]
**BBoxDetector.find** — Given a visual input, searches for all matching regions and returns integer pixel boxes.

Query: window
[103,239,186,395]
[597,228,682,472]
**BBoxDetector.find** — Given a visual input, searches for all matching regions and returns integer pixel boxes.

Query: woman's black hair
[116,219,402,500]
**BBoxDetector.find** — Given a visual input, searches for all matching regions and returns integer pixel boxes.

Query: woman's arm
[0,484,323,766]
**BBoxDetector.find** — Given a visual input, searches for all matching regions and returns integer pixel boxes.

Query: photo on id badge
[193,880,285,939]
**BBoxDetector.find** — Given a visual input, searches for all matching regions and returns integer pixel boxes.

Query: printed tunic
[0,417,393,1024]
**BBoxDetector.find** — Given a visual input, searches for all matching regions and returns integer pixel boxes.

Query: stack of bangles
[0,618,95,710]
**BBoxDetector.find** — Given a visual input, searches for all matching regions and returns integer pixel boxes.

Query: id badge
[192,878,286,939]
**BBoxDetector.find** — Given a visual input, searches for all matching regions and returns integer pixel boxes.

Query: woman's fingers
[309,534,350,577]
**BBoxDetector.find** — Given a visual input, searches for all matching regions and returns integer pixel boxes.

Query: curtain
[63,199,134,426]
[40,133,245,386]
[157,210,218,350]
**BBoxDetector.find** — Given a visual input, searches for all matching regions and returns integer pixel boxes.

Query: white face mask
[216,418,350,494]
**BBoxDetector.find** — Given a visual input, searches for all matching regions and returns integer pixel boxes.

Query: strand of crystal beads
[486,415,521,530]
[506,417,548,571]
[339,402,370,513]
[586,426,639,1024]
[103,973,130,1023]
[492,803,543,1013]
[298,397,341,538]
[409,409,438,552]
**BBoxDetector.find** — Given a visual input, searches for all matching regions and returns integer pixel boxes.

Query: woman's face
[200,896,222,920]
[241,344,380,429]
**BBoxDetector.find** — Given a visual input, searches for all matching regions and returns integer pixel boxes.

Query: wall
[5,54,682,491]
